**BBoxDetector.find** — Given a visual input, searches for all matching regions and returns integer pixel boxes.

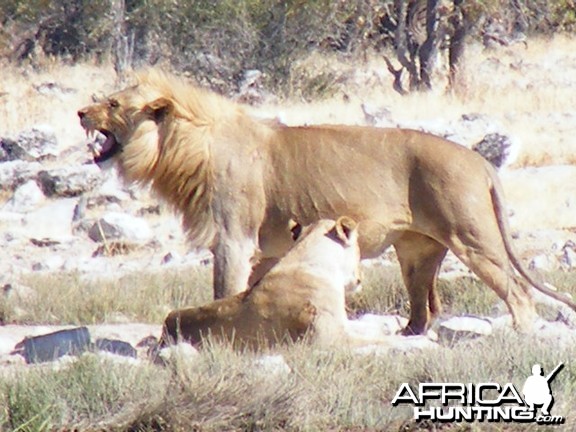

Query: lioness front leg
[212,237,258,299]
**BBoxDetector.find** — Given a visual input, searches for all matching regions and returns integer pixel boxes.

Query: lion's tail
[489,165,576,311]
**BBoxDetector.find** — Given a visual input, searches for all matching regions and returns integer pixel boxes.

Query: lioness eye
[108,98,120,108]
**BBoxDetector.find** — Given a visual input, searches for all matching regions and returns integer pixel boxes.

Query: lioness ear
[142,97,174,122]
[289,219,303,241]
[334,216,358,245]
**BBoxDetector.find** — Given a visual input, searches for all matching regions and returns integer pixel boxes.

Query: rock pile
[0,125,200,285]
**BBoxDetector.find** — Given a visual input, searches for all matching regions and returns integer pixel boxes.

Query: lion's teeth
[88,142,101,158]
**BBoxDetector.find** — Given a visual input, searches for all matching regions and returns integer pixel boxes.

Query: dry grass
[0,266,212,325]
[3,263,576,327]
[1,257,576,431]
[1,327,575,431]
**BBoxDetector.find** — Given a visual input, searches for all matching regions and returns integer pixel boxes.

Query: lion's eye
[108,99,120,109]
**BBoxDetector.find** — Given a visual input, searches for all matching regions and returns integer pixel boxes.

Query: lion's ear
[142,97,174,122]
[334,216,358,245]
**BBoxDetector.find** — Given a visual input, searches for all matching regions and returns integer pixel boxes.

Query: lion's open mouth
[86,129,122,164]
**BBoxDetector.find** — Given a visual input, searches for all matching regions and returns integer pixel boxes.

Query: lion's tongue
[100,133,116,154]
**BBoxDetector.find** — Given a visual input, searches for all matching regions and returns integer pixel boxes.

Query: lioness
[159,217,374,350]
[78,69,576,334]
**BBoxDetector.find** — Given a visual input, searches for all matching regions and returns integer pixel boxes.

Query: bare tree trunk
[111,0,132,86]
[393,0,419,91]
[448,1,468,90]
[418,0,439,90]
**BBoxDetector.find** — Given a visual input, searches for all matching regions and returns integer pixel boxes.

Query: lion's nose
[77,109,86,119]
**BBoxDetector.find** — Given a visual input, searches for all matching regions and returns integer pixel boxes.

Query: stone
[94,338,137,358]
[157,342,199,364]
[354,335,439,355]
[252,354,291,375]
[236,69,265,104]
[15,327,91,364]
[31,255,65,272]
[162,251,181,265]
[438,316,493,344]
[1,125,59,162]
[22,198,78,239]
[2,180,45,213]
[347,313,408,338]
[37,165,102,197]
[0,161,42,191]
[0,137,31,161]
[88,212,153,244]
[529,253,558,272]
[472,133,515,168]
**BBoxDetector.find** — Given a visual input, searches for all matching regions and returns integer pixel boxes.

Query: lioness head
[286,216,362,296]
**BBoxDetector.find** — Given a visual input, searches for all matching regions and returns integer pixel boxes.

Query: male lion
[159,217,380,350]
[78,69,576,335]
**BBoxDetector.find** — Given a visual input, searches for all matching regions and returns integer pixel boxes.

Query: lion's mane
[126,70,242,247]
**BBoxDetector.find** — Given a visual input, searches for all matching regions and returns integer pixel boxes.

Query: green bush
[1,0,575,93]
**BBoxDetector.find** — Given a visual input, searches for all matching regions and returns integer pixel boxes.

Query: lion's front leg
[212,237,258,299]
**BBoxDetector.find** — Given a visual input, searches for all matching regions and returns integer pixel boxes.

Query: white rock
[31,255,65,272]
[347,313,408,337]
[253,354,291,375]
[22,198,77,239]
[361,103,393,126]
[15,125,60,159]
[0,161,42,192]
[158,342,199,364]
[2,180,45,213]
[0,125,59,162]
[529,253,558,272]
[438,316,493,344]
[354,335,439,355]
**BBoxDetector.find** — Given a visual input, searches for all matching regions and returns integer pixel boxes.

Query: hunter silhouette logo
[392,362,566,425]
[522,363,564,417]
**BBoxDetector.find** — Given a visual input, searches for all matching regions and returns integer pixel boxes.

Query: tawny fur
[159,218,374,350]
[78,69,576,335]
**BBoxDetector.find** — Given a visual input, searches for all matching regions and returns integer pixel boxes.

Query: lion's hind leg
[446,232,537,332]
[394,232,448,335]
